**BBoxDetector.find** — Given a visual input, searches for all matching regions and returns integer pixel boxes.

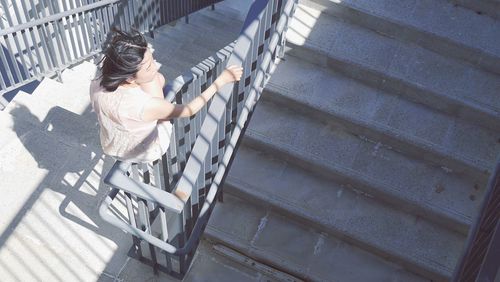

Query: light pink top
[89,79,172,163]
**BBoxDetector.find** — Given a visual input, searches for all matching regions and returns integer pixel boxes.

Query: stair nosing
[241,128,472,234]
[264,80,493,179]
[305,0,500,75]
[284,13,500,131]
[222,173,455,281]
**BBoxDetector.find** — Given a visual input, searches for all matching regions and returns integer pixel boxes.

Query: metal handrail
[99,0,298,277]
[453,157,500,282]
[0,0,220,106]
[0,0,119,37]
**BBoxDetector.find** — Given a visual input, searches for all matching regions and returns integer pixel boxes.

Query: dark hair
[97,27,148,92]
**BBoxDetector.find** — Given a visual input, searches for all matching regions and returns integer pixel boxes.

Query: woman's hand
[217,65,243,86]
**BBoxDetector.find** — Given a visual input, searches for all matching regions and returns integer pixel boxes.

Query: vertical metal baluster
[0,40,11,89]
[209,60,221,201]
[65,0,85,59]
[125,190,143,259]
[159,0,165,26]
[278,0,288,59]
[107,3,116,31]
[132,164,156,267]
[152,160,162,190]
[263,0,274,76]
[200,59,214,204]
[197,60,211,136]
[146,0,152,31]
[102,3,111,34]
[132,0,139,29]
[0,1,26,82]
[200,60,220,204]
[179,199,190,275]
[68,0,89,56]
[73,0,90,54]
[176,87,188,172]
[122,0,131,30]
[112,2,120,28]
[253,2,268,94]
[27,1,53,72]
[237,50,248,120]
[153,0,160,28]
[138,163,158,274]
[193,70,204,221]
[106,5,114,29]
[58,0,79,62]
[6,33,25,82]
[217,89,227,203]
[174,0,180,23]
[37,1,63,75]
[184,0,189,24]
[202,140,211,208]
[18,0,44,75]
[126,164,142,258]
[147,0,152,32]
[160,154,171,191]
[115,0,124,30]
[189,76,200,152]
[166,0,172,23]
[81,0,96,53]
[136,0,144,32]
[159,205,169,272]
[46,0,71,66]
[184,82,194,159]
[162,0,167,24]
[90,1,102,49]
[10,1,38,78]
[0,21,15,88]
[198,60,217,205]
[167,126,179,190]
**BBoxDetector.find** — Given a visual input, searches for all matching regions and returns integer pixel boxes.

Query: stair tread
[266,55,500,176]
[224,145,465,279]
[316,0,500,60]
[245,99,485,231]
[3,91,100,150]
[287,4,500,116]
[207,193,429,281]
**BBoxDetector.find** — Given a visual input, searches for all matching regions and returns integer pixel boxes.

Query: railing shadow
[0,102,141,281]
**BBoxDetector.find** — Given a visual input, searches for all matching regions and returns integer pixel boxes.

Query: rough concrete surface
[1,0,499,281]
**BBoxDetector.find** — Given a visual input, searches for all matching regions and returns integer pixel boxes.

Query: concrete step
[452,0,500,20]
[264,55,500,181]
[206,193,429,281]
[153,11,240,79]
[212,0,252,22]
[302,0,500,76]
[198,2,247,24]
[286,4,500,132]
[27,64,94,115]
[154,7,240,48]
[3,91,100,150]
[116,239,289,281]
[223,145,464,280]
[243,99,485,235]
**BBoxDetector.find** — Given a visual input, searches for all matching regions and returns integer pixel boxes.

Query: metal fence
[453,158,500,282]
[99,0,297,278]
[0,0,220,107]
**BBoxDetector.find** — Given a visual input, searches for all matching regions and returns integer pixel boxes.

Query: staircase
[1,0,499,281]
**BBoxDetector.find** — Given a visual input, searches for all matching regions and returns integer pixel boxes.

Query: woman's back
[90,79,171,163]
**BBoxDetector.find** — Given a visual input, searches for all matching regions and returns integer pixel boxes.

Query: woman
[90,28,243,163]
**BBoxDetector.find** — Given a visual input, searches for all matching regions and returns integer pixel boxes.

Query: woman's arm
[142,65,243,121]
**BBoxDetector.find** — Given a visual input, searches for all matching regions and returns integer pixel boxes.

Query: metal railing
[99,0,297,278]
[453,158,500,282]
[0,0,220,107]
